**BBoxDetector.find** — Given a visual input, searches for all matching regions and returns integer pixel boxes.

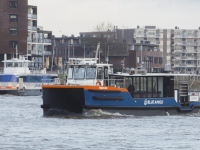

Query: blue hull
[41,87,200,116]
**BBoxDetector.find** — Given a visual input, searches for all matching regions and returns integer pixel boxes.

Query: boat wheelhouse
[67,58,113,86]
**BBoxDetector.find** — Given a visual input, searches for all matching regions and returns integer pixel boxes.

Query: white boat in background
[0,54,58,96]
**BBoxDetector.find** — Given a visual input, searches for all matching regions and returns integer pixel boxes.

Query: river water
[1,95,200,150]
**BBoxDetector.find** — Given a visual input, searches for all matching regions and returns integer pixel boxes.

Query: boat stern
[41,85,85,116]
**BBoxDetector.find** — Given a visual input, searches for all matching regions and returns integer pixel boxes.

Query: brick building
[0,0,28,66]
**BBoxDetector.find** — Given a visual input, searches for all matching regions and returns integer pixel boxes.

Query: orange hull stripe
[0,86,17,89]
[42,85,128,92]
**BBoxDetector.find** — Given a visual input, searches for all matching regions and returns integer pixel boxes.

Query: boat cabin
[110,73,174,99]
[67,58,113,86]
[1,55,46,74]
[2,56,31,74]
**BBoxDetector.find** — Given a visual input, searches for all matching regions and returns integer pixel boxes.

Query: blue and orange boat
[41,44,200,116]
[41,58,200,116]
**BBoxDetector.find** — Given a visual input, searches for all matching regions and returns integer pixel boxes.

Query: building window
[10,14,18,22]
[70,49,73,55]
[154,57,158,64]
[10,28,18,35]
[137,57,140,63]
[10,1,18,8]
[10,41,18,48]
[59,39,64,45]
[70,39,73,45]
[159,57,163,64]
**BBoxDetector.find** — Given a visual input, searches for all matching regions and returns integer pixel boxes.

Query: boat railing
[104,79,126,88]
[42,78,66,85]
[29,68,46,74]
[0,68,4,74]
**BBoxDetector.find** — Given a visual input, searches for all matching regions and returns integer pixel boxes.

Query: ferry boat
[0,54,58,96]
[41,46,200,116]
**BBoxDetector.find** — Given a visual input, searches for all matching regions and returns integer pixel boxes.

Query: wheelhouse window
[97,67,103,79]
[86,67,96,79]
[9,41,18,48]
[74,67,85,79]
[10,28,18,35]
[10,1,18,8]
[10,14,18,22]
[68,68,73,79]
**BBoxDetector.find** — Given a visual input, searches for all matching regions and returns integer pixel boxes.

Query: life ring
[96,81,102,86]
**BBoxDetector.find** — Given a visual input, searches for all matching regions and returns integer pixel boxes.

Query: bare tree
[93,21,114,32]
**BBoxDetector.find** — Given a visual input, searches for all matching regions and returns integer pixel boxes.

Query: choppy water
[1,95,200,150]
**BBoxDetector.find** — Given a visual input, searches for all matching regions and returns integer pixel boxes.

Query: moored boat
[0,54,58,96]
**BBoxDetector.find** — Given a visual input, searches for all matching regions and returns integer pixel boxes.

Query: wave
[84,109,134,118]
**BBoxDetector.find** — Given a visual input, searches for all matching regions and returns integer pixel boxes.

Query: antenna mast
[95,42,100,63]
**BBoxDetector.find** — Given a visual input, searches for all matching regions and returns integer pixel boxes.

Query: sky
[28,0,200,37]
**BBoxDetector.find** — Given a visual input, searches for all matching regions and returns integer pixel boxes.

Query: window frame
[10,1,18,8]
[9,41,18,49]
[74,67,85,79]
[97,67,103,80]
[10,14,18,22]
[10,27,18,35]
[86,67,96,79]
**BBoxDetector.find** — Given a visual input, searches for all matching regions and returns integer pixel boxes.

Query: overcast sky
[28,0,200,37]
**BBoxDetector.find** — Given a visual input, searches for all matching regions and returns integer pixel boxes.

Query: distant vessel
[41,44,200,116]
[0,53,58,96]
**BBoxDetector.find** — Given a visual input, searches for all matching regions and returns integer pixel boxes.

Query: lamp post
[84,45,85,58]
[140,41,143,68]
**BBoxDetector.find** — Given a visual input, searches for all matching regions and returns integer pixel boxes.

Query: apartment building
[27,5,52,68]
[172,27,200,74]
[115,26,167,72]
[52,35,83,69]
[132,26,172,72]
[0,0,28,66]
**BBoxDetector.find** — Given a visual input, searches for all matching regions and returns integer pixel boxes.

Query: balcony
[156,34,160,38]
[180,64,187,67]
[187,42,199,46]
[176,57,182,60]
[28,38,32,42]
[147,34,156,38]
[31,50,51,56]
[187,57,196,60]
[156,41,160,44]
[28,26,37,31]
[44,39,52,43]
[44,51,52,55]
[181,56,187,59]
[174,64,181,67]
[135,34,147,37]
[28,14,37,19]
[174,50,182,53]
[174,34,186,38]
[182,50,187,53]
[187,64,195,67]
[28,50,32,54]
